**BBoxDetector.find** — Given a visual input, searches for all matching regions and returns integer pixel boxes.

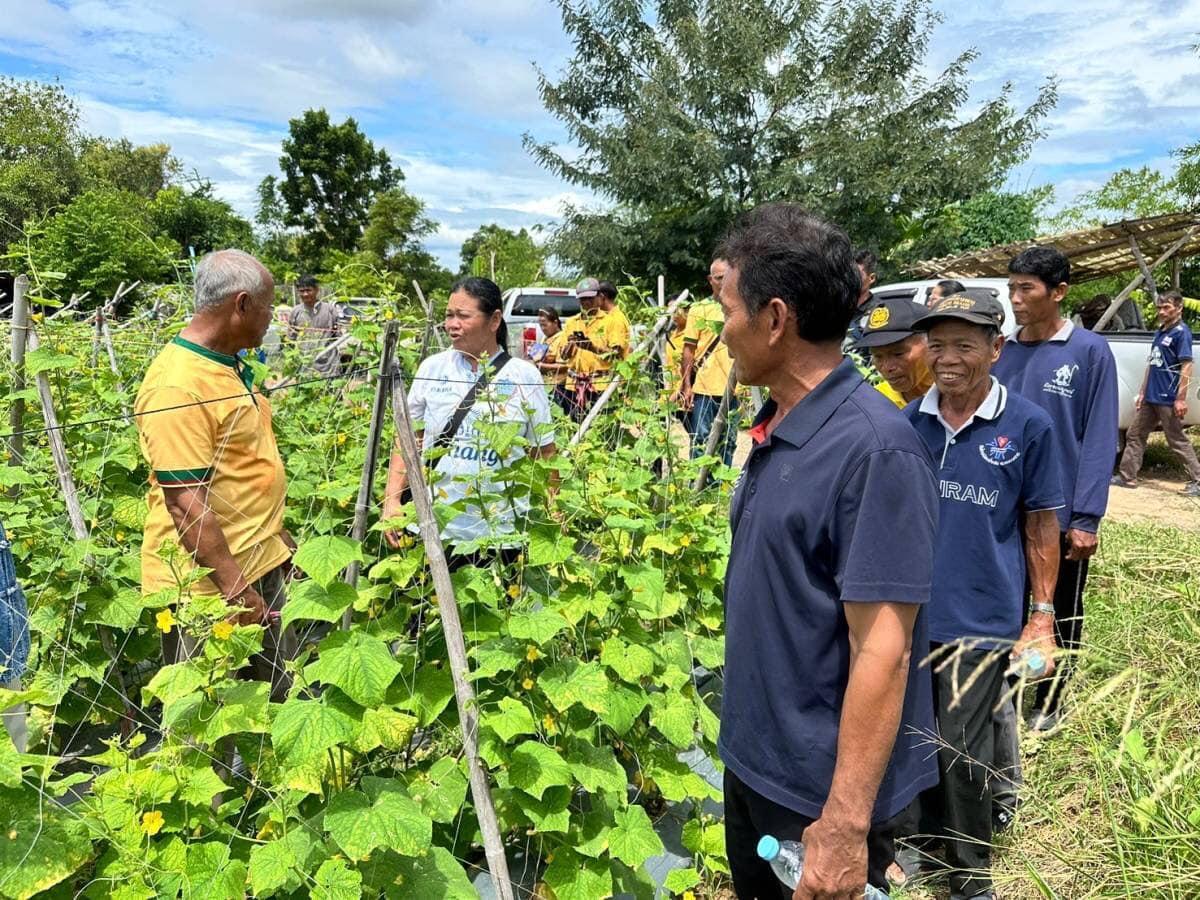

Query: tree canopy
[458,224,546,286]
[527,0,1056,285]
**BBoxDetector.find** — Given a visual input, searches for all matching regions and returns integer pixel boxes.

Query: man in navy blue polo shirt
[906,290,1063,899]
[1114,289,1200,495]
[716,203,939,899]
[992,246,1119,732]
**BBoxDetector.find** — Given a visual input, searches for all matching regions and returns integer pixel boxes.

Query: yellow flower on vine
[140,810,164,836]
[506,584,521,600]
[542,713,557,735]
[525,645,540,662]
[679,534,692,547]
[521,678,534,691]
[155,609,176,634]
[682,892,696,900]
[212,621,234,641]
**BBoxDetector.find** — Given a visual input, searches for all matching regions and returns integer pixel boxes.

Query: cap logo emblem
[867,306,890,329]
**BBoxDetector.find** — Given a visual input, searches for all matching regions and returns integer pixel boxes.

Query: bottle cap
[756,834,780,861]
[1025,649,1046,675]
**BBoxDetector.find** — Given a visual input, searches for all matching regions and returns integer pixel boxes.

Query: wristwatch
[1030,602,1055,616]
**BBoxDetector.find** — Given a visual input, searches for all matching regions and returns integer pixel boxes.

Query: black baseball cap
[852,297,929,348]
[916,288,1006,330]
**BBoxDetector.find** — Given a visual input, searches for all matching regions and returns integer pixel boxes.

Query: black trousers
[919,643,1007,897]
[724,769,893,898]
[1033,532,1089,714]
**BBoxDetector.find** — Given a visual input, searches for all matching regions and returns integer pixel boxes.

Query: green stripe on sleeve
[154,467,214,485]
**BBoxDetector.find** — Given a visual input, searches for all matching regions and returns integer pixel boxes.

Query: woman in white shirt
[382,277,557,569]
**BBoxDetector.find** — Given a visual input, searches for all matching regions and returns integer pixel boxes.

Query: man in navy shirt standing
[906,290,1063,899]
[1113,290,1200,495]
[716,203,939,899]
[992,246,1119,732]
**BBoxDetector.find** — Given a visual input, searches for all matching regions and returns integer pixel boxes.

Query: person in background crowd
[1,519,30,752]
[677,257,739,465]
[927,279,966,303]
[905,290,1063,900]
[846,249,880,353]
[382,277,556,570]
[135,249,297,701]
[663,298,691,419]
[992,246,1119,733]
[530,307,573,415]
[597,280,631,354]
[561,277,629,420]
[716,203,939,899]
[286,274,341,375]
[851,296,935,407]
[1113,290,1200,496]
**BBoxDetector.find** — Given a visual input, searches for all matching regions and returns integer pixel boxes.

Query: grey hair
[194,249,271,312]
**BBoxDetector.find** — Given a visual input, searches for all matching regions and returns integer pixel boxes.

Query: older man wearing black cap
[853,297,936,407]
[903,289,1064,900]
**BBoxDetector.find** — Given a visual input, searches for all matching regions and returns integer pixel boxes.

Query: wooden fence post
[8,275,29,467]
[341,322,398,628]
[570,291,688,447]
[390,363,515,900]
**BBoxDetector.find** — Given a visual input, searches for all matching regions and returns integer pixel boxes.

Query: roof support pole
[1094,227,1197,331]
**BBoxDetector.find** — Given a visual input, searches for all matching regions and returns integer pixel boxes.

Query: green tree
[527,0,1055,284]
[359,187,437,265]
[458,224,545,285]
[20,188,178,302]
[276,109,400,266]
[79,137,180,198]
[150,182,255,257]
[900,187,1052,265]
[0,78,84,248]
[1051,166,1183,231]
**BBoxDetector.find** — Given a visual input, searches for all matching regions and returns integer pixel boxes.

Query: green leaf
[540,659,610,716]
[393,664,455,726]
[271,697,359,767]
[681,819,727,859]
[543,849,613,900]
[528,527,574,566]
[313,858,362,900]
[482,697,538,742]
[25,347,80,375]
[608,805,665,868]
[0,466,36,487]
[383,845,476,899]
[144,661,206,707]
[508,739,573,800]
[566,740,627,794]
[408,757,468,824]
[204,680,271,742]
[650,692,696,748]
[507,606,569,643]
[0,731,22,788]
[281,580,357,629]
[354,707,418,753]
[248,828,321,898]
[600,639,656,682]
[291,536,362,587]
[305,629,401,708]
[663,867,702,893]
[598,682,648,735]
[182,841,248,900]
[325,779,432,859]
[178,764,228,807]
[0,789,92,899]
[641,533,680,555]
[83,587,143,630]
[470,639,525,680]
[620,561,665,615]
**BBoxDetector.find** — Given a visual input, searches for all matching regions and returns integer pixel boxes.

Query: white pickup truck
[874,278,1200,430]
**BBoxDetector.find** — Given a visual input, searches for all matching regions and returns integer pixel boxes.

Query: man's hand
[1065,527,1098,560]
[1174,397,1188,420]
[1012,613,1057,680]
[794,815,869,900]
[382,499,412,550]
[228,586,269,627]
[679,387,695,412]
[1134,393,1144,412]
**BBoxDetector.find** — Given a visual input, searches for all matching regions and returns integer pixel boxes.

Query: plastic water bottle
[1007,648,1047,679]
[756,835,890,899]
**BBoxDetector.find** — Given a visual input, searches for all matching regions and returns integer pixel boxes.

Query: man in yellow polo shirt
[561,277,630,420]
[136,249,296,700]
[679,257,738,465]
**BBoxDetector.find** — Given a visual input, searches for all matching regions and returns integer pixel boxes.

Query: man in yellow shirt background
[677,257,738,464]
[851,296,934,408]
[562,276,630,420]
[135,249,297,701]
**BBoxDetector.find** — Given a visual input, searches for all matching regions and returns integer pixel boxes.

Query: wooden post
[27,326,136,732]
[1128,236,1158,303]
[99,301,130,417]
[8,275,28,467]
[657,275,665,308]
[692,369,738,492]
[390,363,515,900]
[412,279,442,356]
[1172,256,1182,290]
[341,322,398,628]
[570,292,688,447]
[1095,228,1196,330]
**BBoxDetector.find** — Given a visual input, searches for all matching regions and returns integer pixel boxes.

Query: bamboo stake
[692,368,739,492]
[27,326,136,733]
[657,275,665,308]
[99,301,130,418]
[412,279,443,355]
[390,363,515,900]
[1095,228,1196,330]
[341,322,398,628]
[570,291,688,447]
[8,275,28,467]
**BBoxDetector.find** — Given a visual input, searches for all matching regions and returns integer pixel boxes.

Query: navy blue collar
[751,357,866,451]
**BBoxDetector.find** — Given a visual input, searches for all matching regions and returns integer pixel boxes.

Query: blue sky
[2,0,1198,268]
